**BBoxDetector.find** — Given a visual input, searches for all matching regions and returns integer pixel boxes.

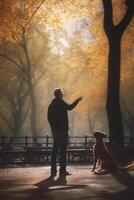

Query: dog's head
[93,132,106,138]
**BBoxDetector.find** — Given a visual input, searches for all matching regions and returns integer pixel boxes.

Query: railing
[0,135,134,148]
[0,135,95,148]
[0,135,134,165]
[0,135,94,165]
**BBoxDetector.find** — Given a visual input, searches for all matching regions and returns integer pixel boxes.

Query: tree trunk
[21,29,38,138]
[102,0,134,145]
[29,82,37,138]
[14,113,21,137]
[106,35,124,144]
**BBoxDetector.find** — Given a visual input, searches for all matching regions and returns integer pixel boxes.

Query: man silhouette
[48,88,83,176]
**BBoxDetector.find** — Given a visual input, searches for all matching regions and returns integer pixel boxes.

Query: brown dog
[91,132,117,172]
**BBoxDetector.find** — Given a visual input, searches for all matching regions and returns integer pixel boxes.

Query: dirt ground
[0,165,134,200]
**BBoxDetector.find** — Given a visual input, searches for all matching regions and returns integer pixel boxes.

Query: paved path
[0,165,134,200]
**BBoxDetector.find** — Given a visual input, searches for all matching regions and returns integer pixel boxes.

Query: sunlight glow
[46,18,94,55]
[59,37,69,47]
[49,185,73,190]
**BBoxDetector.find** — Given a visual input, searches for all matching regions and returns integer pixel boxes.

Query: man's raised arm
[64,96,83,110]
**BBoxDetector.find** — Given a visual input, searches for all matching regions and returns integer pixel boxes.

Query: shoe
[59,171,71,176]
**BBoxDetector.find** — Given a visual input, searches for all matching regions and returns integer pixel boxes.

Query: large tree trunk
[102,0,134,145]
[106,35,124,144]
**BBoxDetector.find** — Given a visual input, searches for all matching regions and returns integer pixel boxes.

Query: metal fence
[0,135,134,165]
[0,135,134,148]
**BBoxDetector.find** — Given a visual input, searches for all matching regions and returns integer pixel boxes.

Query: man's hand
[77,96,83,102]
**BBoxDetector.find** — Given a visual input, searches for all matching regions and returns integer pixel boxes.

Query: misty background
[0,0,134,138]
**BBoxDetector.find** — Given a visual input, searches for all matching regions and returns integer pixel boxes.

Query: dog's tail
[118,161,134,171]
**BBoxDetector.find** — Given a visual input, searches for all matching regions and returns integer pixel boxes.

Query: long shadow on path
[111,171,134,200]
[93,170,134,200]
[24,175,89,200]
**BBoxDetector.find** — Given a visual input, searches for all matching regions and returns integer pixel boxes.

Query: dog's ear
[93,132,106,138]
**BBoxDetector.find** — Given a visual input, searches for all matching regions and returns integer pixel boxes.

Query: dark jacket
[48,98,79,132]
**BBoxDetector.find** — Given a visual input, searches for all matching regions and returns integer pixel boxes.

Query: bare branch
[0,54,22,69]
[0,112,13,133]
[0,88,17,112]
[117,7,134,34]
[102,0,114,33]
[21,68,47,105]
[24,0,47,28]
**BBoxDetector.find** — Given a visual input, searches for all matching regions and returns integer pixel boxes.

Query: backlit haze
[0,0,134,137]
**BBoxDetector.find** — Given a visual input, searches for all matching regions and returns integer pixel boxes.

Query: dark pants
[51,131,68,173]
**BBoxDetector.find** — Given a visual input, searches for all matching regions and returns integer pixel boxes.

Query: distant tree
[0,0,48,138]
[0,76,30,136]
[102,0,134,144]
[121,99,134,137]
[0,30,49,138]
